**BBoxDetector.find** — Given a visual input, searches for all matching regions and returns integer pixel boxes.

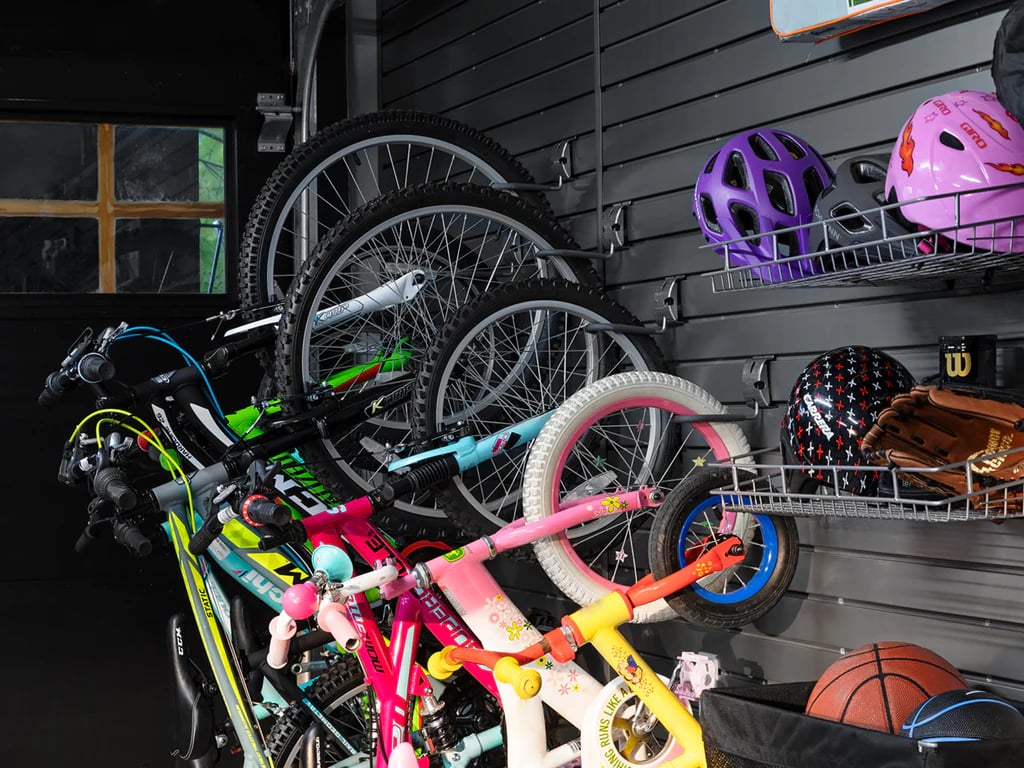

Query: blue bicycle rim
[677,494,779,604]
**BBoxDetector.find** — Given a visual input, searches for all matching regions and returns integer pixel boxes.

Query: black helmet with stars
[782,345,915,495]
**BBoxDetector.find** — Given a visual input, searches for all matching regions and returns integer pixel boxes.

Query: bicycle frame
[422,538,746,768]
[270,473,667,767]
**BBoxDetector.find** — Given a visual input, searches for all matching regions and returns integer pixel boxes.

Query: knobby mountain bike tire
[407,277,667,541]
[239,109,553,313]
[648,467,799,630]
[521,371,752,624]
[266,656,375,766]
[273,181,597,526]
[267,657,504,767]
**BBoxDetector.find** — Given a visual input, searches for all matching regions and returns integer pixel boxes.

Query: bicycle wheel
[648,468,798,630]
[266,656,375,766]
[410,278,666,538]
[521,371,752,623]
[240,109,552,312]
[274,181,596,524]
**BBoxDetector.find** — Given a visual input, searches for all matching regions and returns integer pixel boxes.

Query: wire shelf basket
[705,181,1024,292]
[712,447,1024,523]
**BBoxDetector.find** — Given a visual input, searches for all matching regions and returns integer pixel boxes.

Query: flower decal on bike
[601,495,628,513]
[505,620,526,641]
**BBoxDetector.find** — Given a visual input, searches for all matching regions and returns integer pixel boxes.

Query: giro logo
[959,122,988,149]
[944,352,972,379]
[802,394,834,439]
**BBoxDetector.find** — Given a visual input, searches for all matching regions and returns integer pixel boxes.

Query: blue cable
[114,327,237,436]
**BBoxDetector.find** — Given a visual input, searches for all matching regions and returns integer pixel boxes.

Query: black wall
[0,3,326,765]
[380,0,1024,705]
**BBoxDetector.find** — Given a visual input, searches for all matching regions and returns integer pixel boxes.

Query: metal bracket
[256,92,296,153]
[654,277,681,328]
[742,355,774,414]
[602,201,631,254]
[492,137,575,192]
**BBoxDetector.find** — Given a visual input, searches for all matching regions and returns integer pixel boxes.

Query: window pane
[0,217,99,292]
[115,126,225,203]
[0,123,97,200]
[115,218,224,293]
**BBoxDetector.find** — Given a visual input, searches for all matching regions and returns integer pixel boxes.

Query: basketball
[805,641,967,734]
[901,688,1024,741]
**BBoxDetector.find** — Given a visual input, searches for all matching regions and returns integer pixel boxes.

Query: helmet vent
[831,202,872,234]
[703,150,720,175]
[748,133,778,161]
[729,202,761,246]
[723,151,749,189]
[939,130,966,151]
[850,158,886,184]
[804,168,826,209]
[776,132,807,160]
[765,170,796,215]
[698,194,722,234]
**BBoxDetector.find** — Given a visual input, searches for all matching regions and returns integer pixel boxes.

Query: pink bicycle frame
[278,486,661,767]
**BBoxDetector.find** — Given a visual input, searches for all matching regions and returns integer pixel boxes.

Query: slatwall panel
[381,0,1024,697]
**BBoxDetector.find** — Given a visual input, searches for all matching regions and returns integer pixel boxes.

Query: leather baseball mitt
[860,384,1024,499]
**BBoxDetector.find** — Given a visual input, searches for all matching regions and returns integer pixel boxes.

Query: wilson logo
[968,428,1015,474]
[944,352,972,379]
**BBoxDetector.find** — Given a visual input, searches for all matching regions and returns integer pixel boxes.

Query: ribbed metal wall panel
[382,0,1024,696]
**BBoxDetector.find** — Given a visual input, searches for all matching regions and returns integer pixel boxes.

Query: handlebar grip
[494,657,542,700]
[93,467,138,510]
[77,352,115,384]
[427,648,463,681]
[187,515,224,557]
[203,328,275,375]
[113,520,153,557]
[241,496,292,527]
[39,370,74,407]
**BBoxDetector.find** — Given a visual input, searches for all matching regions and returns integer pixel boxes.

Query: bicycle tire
[265,657,374,766]
[521,371,752,624]
[648,468,798,630]
[240,109,553,313]
[409,278,667,541]
[273,182,598,523]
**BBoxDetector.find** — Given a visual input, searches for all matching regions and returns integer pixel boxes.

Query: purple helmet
[694,128,835,283]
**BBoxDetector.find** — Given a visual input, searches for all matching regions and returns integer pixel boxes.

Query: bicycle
[519,370,801,625]
[268,183,605,514]
[239,109,562,313]
[423,537,748,768]
[261,487,746,768]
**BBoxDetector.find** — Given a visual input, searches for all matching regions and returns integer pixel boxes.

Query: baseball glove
[860,384,1024,501]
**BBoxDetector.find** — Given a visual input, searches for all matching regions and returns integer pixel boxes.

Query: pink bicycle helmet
[885,89,1024,254]
[693,128,834,283]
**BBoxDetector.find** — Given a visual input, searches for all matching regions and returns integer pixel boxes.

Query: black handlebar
[202,327,275,376]
[92,466,138,510]
[188,493,292,557]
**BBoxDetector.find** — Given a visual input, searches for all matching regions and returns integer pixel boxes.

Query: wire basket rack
[705,181,1024,292]
[711,447,1024,522]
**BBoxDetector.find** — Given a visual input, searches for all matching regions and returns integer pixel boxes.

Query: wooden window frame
[0,121,226,294]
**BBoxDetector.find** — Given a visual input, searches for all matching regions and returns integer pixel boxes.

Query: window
[0,121,226,294]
